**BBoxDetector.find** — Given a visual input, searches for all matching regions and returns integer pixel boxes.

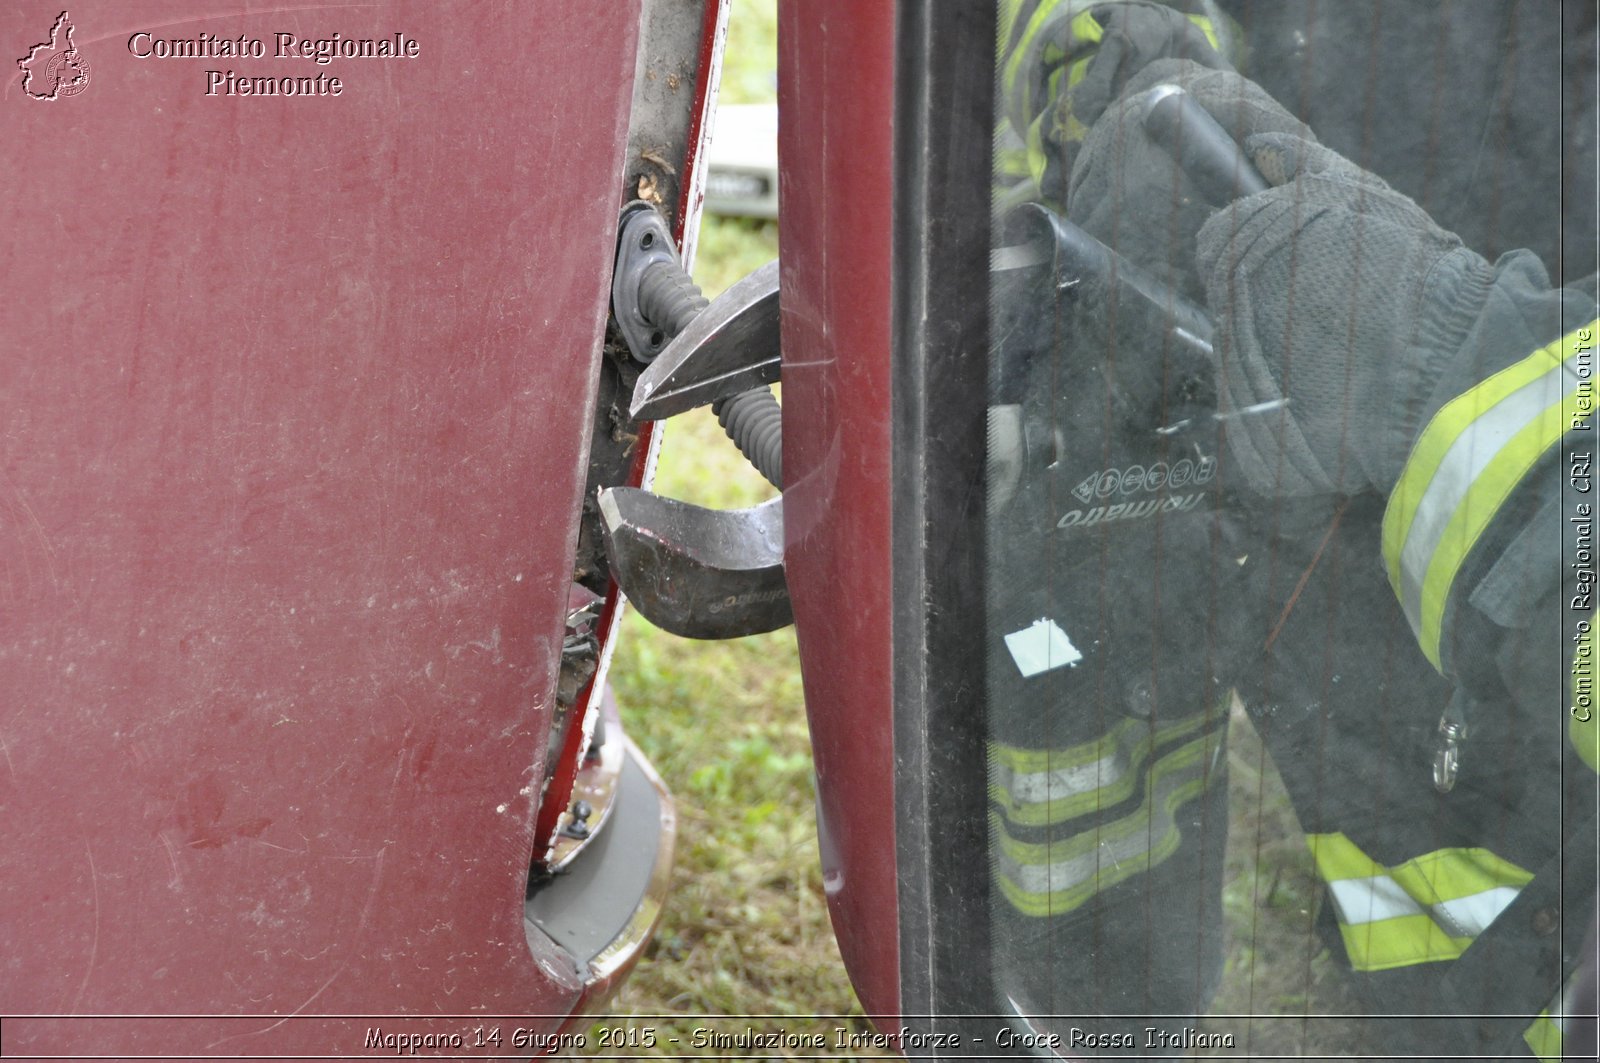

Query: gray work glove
[1067,59,1312,302]
[1195,132,1489,496]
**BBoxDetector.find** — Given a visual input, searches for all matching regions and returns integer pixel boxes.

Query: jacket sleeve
[997,0,1232,209]
[1379,249,1597,765]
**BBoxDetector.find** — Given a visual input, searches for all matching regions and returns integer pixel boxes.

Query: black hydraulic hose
[712,387,783,490]
[637,260,709,339]
[636,259,784,490]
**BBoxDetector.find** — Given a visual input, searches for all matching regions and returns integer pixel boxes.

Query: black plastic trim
[891,0,998,1047]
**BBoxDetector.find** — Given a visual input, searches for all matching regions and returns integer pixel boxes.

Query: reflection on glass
[982,1,1592,1057]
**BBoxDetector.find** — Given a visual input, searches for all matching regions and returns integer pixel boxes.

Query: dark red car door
[0,1,708,1055]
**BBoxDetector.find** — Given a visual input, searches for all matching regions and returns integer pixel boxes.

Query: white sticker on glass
[1003,618,1082,677]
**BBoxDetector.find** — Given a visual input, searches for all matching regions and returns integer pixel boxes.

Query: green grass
[687,216,778,306]
[1197,699,1364,1057]
[715,0,778,106]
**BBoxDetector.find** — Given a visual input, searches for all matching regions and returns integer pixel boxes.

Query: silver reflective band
[1433,885,1523,937]
[1383,323,1594,670]
[1002,750,1125,805]
[1394,358,1578,641]
[989,712,1213,827]
[1327,875,1425,925]
[1326,876,1521,938]
[994,730,1219,909]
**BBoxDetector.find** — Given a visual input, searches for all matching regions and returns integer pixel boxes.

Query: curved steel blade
[598,486,791,639]
[629,258,781,421]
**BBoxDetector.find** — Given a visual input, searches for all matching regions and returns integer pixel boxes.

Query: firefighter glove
[1194,130,1492,497]
[1066,59,1312,301]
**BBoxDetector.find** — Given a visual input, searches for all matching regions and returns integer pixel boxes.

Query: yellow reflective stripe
[1306,831,1385,881]
[1382,322,1593,670]
[1068,7,1103,45]
[1056,10,1100,141]
[1060,110,1090,146]
[998,0,1023,59]
[1185,14,1221,52]
[1524,975,1583,1061]
[988,712,1213,827]
[992,729,1213,862]
[995,775,1210,916]
[1307,833,1533,972]
[996,158,1033,179]
[1064,55,1090,92]
[1000,0,1104,196]
[1395,845,1535,903]
[1024,113,1051,188]
[1574,621,1598,771]
[1415,393,1569,667]
[1336,912,1471,971]
[994,115,1031,179]
[993,727,1224,917]
[1003,1,1100,135]
[1523,1010,1563,1062]
[988,729,1158,827]
[989,710,1208,775]
[1308,834,1533,906]
[995,146,1033,179]
[1002,0,1072,122]
[1385,324,1587,593]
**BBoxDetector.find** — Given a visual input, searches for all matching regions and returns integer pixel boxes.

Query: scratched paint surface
[0,1,638,1052]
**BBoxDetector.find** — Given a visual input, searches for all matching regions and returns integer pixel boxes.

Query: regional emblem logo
[18,11,90,100]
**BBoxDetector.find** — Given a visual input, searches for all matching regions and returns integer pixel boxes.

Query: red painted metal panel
[778,0,900,1020]
[0,0,639,1053]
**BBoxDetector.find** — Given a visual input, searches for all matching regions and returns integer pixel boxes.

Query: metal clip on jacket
[1432,691,1472,794]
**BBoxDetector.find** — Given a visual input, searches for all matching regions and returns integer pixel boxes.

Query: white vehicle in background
[704,102,779,218]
